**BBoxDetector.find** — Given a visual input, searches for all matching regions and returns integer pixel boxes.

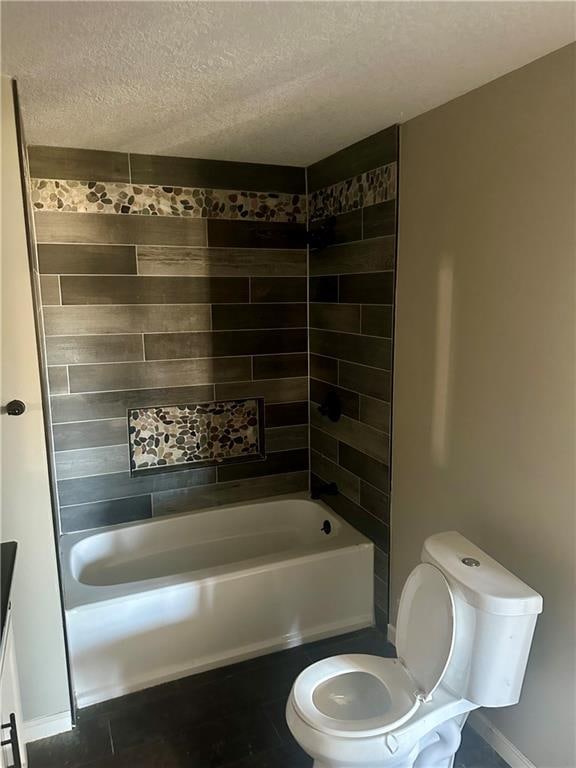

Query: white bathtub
[61,494,374,707]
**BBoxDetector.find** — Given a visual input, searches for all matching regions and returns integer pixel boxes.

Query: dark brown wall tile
[212,303,306,330]
[310,329,392,369]
[360,482,390,525]
[58,466,216,506]
[310,210,361,245]
[310,427,338,462]
[138,246,306,277]
[310,237,395,276]
[60,496,152,534]
[305,126,398,625]
[361,305,393,337]
[35,211,207,247]
[215,377,308,404]
[130,154,305,193]
[310,354,337,384]
[362,200,396,239]
[309,276,338,303]
[311,409,389,464]
[339,442,389,491]
[374,574,389,614]
[46,334,143,365]
[32,146,315,534]
[37,244,137,275]
[206,220,306,249]
[60,275,248,305]
[310,378,359,419]
[265,402,308,427]
[252,353,308,380]
[250,277,307,303]
[339,272,394,304]
[51,384,215,423]
[44,305,211,336]
[310,303,360,333]
[217,448,308,482]
[307,125,398,192]
[40,275,60,305]
[47,366,68,395]
[152,471,308,516]
[375,606,388,630]
[144,329,307,361]
[360,396,390,433]
[68,357,251,393]
[53,418,128,451]
[28,146,130,182]
[55,444,129,480]
[339,361,391,402]
[374,546,389,581]
[265,425,308,452]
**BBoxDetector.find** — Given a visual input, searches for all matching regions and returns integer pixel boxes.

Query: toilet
[286,531,543,768]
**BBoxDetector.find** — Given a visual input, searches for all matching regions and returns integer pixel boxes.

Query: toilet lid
[396,563,455,700]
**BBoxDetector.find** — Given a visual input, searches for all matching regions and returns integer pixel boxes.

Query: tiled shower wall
[29,147,309,533]
[29,129,397,626]
[307,125,398,629]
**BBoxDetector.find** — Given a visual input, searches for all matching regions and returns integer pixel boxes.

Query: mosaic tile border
[309,161,397,222]
[128,398,265,477]
[31,179,306,223]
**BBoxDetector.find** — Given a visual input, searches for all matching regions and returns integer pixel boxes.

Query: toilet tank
[422,532,543,707]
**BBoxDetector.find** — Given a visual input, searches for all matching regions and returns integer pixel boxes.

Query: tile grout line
[55,351,308,367]
[43,324,309,338]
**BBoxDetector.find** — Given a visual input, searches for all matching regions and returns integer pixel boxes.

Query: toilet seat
[291,563,456,739]
[292,655,420,738]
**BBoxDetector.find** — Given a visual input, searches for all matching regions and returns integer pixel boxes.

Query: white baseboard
[385,623,534,768]
[467,711,536,768]
[23,711,72,743]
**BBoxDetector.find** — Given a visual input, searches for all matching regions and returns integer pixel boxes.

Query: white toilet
[286,531,543,768]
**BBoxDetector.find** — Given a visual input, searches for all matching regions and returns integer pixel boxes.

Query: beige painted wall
[392,44,575,767]
[1,76,70,723]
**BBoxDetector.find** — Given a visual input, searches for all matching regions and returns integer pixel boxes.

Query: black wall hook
[5,400,26,416]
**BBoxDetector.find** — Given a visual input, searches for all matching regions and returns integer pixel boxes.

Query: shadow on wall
[431,253,454,468]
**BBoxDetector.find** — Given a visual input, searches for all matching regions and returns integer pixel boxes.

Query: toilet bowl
[286,531,543,768]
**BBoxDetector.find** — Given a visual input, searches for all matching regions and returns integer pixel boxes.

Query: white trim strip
[23,711,72,744]
[467,711,536,768]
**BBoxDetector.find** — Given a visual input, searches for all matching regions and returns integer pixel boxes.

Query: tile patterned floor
[27,628,509,768]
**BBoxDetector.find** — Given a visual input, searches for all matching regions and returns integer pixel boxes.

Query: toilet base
[306,717,463,768]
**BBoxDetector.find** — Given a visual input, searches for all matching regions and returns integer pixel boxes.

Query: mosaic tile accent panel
[309,161,397,222]
[30,179,306,223]
[128,398,265,477]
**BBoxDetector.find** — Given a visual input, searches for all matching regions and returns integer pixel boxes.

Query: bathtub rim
[60,493,373,612]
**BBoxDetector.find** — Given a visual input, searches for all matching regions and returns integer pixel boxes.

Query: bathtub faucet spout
[311,482,338,500]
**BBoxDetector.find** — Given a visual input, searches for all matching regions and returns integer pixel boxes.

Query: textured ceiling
[1,1,574,166]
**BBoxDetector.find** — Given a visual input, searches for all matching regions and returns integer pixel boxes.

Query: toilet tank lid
[421,532,543,616]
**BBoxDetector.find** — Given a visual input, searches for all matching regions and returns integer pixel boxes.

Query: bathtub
[61,494,374,707]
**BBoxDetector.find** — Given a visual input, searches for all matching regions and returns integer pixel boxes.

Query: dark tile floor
[28,627,509,768]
